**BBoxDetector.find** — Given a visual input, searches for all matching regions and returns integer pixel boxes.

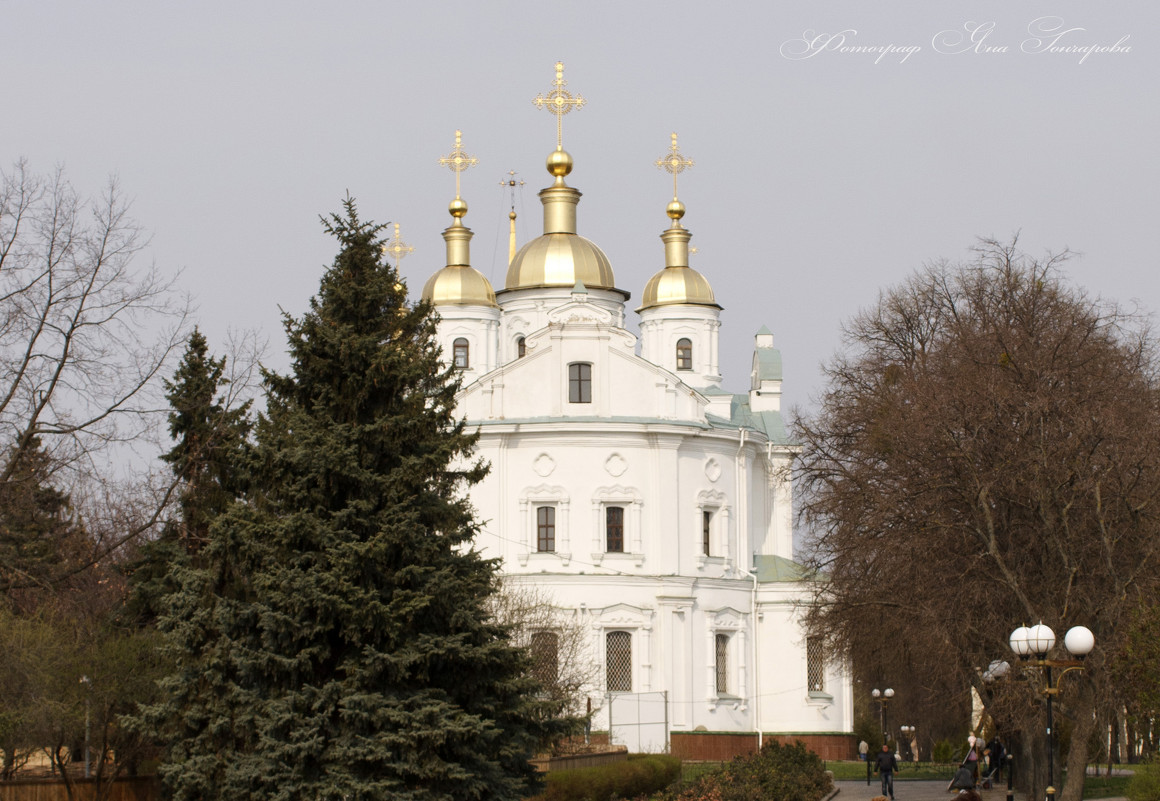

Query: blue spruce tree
[152,200,548,800]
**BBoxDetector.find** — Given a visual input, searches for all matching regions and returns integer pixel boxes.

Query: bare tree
[488,578,596,752]
[794,239,1160,801]
[0,159,189,596]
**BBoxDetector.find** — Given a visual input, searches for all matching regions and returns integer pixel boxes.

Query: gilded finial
[382,223,414,265]
[438,129,478,218]
[500,170,525,209]
[534,61,585,152]
[656,132,694,201]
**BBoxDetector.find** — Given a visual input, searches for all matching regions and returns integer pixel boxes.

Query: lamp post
[872,687,894,747]
[79,675,91,779]
[1008,623,1095,801]
[900,725,917,761]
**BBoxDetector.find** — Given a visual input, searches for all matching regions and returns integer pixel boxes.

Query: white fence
[607,691,669,753]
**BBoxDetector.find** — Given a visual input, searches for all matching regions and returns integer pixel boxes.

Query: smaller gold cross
[438,130,478,199]
[656,132,694,200]
[533,61,586,150]
[382,223,414,265]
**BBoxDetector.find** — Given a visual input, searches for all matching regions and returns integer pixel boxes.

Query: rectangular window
[702,510,712,556]
[569,362,592,403]
[715,634,729,694]
[807,636,825,692]
[606,631,632,692]
[537,506,556,552]
[606,506,624,552]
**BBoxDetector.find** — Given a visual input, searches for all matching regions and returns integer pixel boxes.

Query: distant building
[414,64,853,760]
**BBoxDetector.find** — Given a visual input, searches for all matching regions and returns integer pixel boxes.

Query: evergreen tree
[0,439,86,604]
[123,329,252,627]
[161,328,253,555]
[150,200,548,801]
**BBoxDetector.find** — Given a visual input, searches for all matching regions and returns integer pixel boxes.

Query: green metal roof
[754,554,810,583]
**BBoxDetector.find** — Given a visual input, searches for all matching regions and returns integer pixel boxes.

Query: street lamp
[871,687,895,746]
[900,724,917,761]
[1008,623,1095,801]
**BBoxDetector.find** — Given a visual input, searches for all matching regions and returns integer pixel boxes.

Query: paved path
[833,779,1126,801]
[834,779,1026,801]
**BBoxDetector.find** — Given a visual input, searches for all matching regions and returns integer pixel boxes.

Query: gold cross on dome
[533,61,586,150]
[382,223,414,265]
[656,132,694,200]
[438,130,478,199]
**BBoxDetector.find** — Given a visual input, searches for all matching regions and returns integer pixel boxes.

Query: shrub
[657,740,833,801]
[538,754,682,801]
[1128,761,1160,801]
[932,740,955,763]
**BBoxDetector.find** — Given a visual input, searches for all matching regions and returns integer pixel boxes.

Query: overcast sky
[4,1,1156,419]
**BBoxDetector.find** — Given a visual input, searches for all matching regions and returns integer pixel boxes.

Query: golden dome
[422,264,498,307]
[505,232,615,290]
[638,265,719,311]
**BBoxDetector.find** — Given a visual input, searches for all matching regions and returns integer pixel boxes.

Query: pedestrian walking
[875,743,899,800]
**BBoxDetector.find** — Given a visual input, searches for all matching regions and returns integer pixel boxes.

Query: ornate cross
[500,170,525,210]
[382,223,414,265]
[438,129,478,199]
[656,132,694,200]
[533,61,586,150]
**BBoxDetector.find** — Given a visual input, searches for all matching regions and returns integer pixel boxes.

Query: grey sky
[4,0,1156,418]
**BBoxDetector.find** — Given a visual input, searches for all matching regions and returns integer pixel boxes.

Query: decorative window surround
[706,607,748,711]
[590,485,644,566]
[695,489,731,571]
[518,485,570,565]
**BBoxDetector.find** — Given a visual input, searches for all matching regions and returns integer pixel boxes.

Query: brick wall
[670,731,856,762]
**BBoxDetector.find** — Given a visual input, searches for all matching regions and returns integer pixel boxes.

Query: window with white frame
[536,506,556,552]
[516,336,526,358]
[568,362,592,403]
[676,338,693,371]
[715,633,729,694]
[605,506,625,552]
[530,631,559,690]
[701,510,713,556]
[807,635,825,693]
[606,631,632,692]
[452,337,469,369]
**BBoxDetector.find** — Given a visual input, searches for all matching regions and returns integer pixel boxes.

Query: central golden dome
[506,232,614,290]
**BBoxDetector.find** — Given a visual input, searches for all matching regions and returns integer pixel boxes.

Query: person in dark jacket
[875,744,899,799]
[987,737,1005,780]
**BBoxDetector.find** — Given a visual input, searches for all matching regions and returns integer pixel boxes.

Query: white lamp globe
[872,688,881,699]
[1027,622,1056,656]
[1009,625,1032,657]
[884,688,895,699]
[1064,625,1095,657]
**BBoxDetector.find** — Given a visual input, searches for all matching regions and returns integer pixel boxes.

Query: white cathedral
[408,64,853,759]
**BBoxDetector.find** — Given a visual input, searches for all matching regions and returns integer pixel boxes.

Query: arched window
[606,631,632,692]
[516,336,526,358]
[676,338,693,371]
[530,632,559,689]
[568,362,592,403]
[453,338,469,369]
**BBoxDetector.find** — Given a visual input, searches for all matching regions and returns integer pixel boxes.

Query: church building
[411,63,853,759]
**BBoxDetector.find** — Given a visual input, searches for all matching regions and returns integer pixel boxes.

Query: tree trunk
[1060,690,1096,801]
